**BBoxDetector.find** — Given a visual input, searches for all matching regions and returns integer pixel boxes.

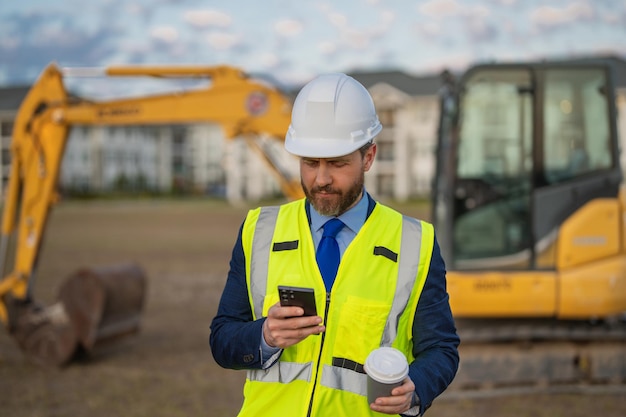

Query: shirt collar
[310,188,369,235]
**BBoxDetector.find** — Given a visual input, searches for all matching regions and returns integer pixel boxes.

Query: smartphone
[278,285,317,316]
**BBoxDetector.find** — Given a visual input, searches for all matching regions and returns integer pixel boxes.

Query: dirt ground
[0,199,624,417]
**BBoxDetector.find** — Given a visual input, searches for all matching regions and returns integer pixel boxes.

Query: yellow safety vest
[239,198,434,417]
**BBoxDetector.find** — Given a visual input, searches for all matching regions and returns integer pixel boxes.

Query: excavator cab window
[453,68,533,269]
[542,69,613,183]
[439,63,621,271]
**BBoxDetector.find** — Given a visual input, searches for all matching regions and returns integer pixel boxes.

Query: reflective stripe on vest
[249,358,369,397]
[249,360,313,383]
[321,364,368,396]
[250,205,280,319]
[382,215,422,347]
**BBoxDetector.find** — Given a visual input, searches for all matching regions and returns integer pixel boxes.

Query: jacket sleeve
[407,234,460,415]
[209,222,267,370]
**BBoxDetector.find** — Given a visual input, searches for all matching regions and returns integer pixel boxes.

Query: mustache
[311,185,340,194]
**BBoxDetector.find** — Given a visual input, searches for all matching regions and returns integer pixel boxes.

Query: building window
[378,109,395,127]
[377,173,394,197]
[1,121,14,137]
[2,148,10,165]
[377,141,394,161]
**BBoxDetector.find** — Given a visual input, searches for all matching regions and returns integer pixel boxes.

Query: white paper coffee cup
[363,347,409,404]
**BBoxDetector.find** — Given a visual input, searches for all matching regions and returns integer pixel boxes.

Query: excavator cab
[0,63,297,366]
[433,59,626,319]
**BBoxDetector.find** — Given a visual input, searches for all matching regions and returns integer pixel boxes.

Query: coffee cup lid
[364,347,409,383]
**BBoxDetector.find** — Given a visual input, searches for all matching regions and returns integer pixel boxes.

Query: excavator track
[448,318,626,392]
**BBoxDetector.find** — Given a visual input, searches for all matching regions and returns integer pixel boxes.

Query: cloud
[466,4,491,19]
[530,2,594,28]
[259,52,280,69]
[205,31,241,50]
[415,0,498,42]
[274,19,303,37]
[125,3,145,16]
[318,3,394,55]
[341,29,372,50]
[464,5,496,41]
[414,2,497,43]
[0,36,19,50]
[418,51,476,74]
[318,40,338,56]
[329,12,348,28]
[418,21,442,37]
[0,0,624,91]
[0,9,122,84]
[183,9,232,29]
[369,9,395,38]
[151,26,179,44]
[418,0,463,18]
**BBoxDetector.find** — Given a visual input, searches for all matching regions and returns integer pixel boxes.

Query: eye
[302,159,319,168]
[330,160,348,167]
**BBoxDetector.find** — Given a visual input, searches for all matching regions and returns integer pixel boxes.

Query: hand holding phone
[264,286,323,348]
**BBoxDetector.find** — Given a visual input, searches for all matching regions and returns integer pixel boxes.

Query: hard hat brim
[284,124,380,158]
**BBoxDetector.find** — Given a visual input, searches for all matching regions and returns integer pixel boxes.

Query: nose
[315,161,332,187]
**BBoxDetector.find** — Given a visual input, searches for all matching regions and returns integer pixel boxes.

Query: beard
[302,171,364,217]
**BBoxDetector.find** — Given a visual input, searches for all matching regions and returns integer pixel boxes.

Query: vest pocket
[333,295,390,364]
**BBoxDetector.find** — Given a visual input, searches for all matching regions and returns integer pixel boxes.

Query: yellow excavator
[433,59,626,389]
[0,63,300,366]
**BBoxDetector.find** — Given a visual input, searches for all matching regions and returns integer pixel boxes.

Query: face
[300,144,377,216]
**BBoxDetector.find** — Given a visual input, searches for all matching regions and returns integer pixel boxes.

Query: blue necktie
[316,218,345,290]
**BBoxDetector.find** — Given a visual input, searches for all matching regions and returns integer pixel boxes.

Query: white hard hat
[285,73,382,158]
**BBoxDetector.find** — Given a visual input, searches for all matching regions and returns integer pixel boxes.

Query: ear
[363,143,377,172]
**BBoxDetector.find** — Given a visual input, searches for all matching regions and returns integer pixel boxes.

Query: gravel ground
[0,199,624,417]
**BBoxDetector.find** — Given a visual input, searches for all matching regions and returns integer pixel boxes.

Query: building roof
[348,70,442,96]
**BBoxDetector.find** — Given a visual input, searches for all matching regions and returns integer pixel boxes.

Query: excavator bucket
[58,263,147,352]
[10,263,147,367]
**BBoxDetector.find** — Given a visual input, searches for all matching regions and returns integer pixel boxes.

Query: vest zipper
[306,290,332,417]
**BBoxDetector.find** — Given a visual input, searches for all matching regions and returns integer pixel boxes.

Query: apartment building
[0,86,30,199]
[350,71,442,200]
[1,56,625,204]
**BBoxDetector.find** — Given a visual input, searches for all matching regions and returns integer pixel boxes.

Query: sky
[1,0,626,95]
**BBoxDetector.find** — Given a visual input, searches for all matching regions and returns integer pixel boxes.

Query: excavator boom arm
[1,63,298,296]
[0,62,300,365]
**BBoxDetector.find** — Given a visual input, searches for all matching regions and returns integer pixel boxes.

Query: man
[210,73,459,416]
